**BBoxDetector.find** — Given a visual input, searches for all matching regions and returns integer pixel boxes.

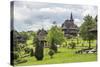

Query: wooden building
[37,28,48,47]
[62,13,79,38]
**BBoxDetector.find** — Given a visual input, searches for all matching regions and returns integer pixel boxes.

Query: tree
[46,25,65,52]
[12,30,27,65]
[30,48,35,56]
[19,31,28,41]
[79,15,96,48]
[34,36,44,60]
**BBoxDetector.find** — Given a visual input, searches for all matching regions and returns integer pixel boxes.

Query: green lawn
[16,47,97,66]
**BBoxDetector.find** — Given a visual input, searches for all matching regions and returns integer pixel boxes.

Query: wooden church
[62,13,79,38]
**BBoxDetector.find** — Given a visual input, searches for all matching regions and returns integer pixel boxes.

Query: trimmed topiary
[48,49,55,58]
[50,44,57,53]
[35,38,44,60]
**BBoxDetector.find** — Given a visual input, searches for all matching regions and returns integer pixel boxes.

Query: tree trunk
[77,38,79,44]
[88,39,91,48]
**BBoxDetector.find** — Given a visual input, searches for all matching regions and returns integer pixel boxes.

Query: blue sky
[13,1,98,32]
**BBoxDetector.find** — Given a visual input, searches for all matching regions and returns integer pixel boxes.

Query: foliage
[34,37,44,60]
[79,15,96,48]
[19,31,29,40]
[30,48,35,56]
[15,59,27,64]
[16,47,97,66]
[47,26,65,45]
[46,25,65,52]
[24,47,31,54]
[68,42,76,49]
[13,30,28,64]
[13,51,19,60]
[49,38,58,52]
[27,31,36,40]
[80,15,96,40]
[48,49,55,58]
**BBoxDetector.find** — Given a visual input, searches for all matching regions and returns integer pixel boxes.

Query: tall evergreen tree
[80,15,96,48]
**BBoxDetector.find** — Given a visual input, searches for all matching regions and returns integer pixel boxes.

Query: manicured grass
[16,47,97,66]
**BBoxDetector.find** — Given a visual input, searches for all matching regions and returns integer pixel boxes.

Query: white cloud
[28,19,53,31]
[82,6,97,18]
[14,4,32,21]
[13,2,98,32]
[40,7,67,13]
[74,18,83,27]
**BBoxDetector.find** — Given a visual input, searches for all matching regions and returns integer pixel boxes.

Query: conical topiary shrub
[34,37,44,60]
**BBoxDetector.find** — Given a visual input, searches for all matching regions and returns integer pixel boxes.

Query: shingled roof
[62,20,78,30]
[37,28,47,41]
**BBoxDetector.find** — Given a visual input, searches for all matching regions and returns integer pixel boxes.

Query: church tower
[62,12,78,37]
[70,12,74,22]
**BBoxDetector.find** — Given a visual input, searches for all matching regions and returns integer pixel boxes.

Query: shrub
[16,59,27,64]
[48,49,55,58]
[68,42,76,49]
[35,41,44,60]
[50,44,57,53]
[30,49,35,56]
[13,51,19,60]
[24,47,31,54]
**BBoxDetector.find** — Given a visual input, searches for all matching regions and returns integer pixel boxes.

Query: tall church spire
[70,12,74,22]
